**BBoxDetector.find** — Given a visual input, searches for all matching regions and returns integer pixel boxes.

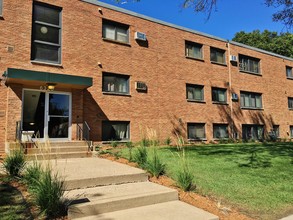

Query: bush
[175,151,194,191]
[110,140,118,148]
[133,146,148,168]
[164,137,172,146]
[145,148,165,178]
[125,142,134,161]
[2,149,26,177]
[140,138,150,147]
[33,167,67,218]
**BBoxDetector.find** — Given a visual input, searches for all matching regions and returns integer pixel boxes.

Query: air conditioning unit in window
[134,32,147,41]
[230,55,238,62]
[232,93,238,101]
[135,81,147,91]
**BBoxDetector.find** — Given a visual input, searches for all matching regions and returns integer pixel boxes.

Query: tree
[232,30,293,58]
[114,0,292,29]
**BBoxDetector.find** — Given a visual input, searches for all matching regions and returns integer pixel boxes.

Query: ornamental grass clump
[133,146,148,168]
[33,167,67,218]
[22,161,42,191]
[175,151,194,191]
[125,141,134,161]
[145,147,165,178]
[2,149,26,177]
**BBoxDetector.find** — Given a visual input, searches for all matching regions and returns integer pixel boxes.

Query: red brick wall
[0,0,292,152]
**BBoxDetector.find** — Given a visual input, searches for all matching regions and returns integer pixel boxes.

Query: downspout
[227,41,235,139]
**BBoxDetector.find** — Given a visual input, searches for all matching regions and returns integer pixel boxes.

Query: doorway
[22,89,71,141]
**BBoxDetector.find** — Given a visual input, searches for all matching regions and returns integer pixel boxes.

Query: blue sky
[98,0,288,40]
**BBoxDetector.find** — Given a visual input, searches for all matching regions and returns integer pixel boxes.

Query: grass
[118,142,293,219]
[0,176,33,220]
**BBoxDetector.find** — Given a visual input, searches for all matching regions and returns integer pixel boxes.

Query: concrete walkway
[40,157,219,220]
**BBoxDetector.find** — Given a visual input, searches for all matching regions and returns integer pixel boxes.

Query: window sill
[0,15,3,20]
[102,140,129,144]
[31,60,63,68]
[213,138,229,141]
[187,99,206,104]
[287,77,293,80]
[241,107,264,110]
[239,70,261,76]
[186,56,204,62]
[102,91,131,97]
[188,138,207,142]
[289,108,293,111]
[210,61,227,66]
[102,38,131,47]
[212,101,228,105]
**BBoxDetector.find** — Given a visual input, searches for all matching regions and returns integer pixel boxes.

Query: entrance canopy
[2,68,93,89]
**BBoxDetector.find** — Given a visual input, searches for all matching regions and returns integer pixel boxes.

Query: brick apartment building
[0,0,293,153]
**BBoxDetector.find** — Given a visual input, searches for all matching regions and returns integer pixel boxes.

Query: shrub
[33,167,67,218]
[140,138,150,147]
[110,140,118,148]
[175,151,194,191]
[125,142,134,161]
[133,146,148,168]
[2,149,26,177]
[164,137,172,146]
[145,148,165,178]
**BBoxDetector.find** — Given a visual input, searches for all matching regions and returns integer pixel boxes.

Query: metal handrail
[77,121,93,151]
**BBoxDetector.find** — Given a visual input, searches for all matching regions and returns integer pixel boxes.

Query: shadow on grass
[165,142,293,169]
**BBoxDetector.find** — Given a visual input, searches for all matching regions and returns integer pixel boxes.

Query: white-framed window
[210,47,226,64]
[212,87,227,103]
[242,124,264,140]
[31,2,62,64]
[102,73,129,95]
[188,123,206,140]
[213,124,229,139]
[102,19,129,44]
[186,84,204,101]
[240,91,262,109]
[286,66,292,79]
[290,126,293,138]
[185,41,203,59]
[239,55,260,74]
[102,121,130,141]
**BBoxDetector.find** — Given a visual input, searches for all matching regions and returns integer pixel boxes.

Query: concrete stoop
[61,158,219,220]
[24,141,91,160]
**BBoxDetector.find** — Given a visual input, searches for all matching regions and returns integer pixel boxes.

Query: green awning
[3,68,93,89]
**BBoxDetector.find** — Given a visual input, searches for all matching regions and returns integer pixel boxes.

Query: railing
[77,121,93,151]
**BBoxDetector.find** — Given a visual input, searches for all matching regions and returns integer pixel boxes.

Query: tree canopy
[232,30,293,58]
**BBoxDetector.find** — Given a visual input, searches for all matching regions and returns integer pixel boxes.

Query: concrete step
[26,146,88,154]
[75,200,219,220]
[25,151,91,160]
[67,182,178,219]
[36,158,148,190]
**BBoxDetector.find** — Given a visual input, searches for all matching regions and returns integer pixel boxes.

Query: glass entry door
[22,90,71,141]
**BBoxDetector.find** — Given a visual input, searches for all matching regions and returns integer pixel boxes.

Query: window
[102,73,129,94]
[102,121,130,141]
[290,126,293,138]
[240,91,262,109]
[288,97,293,109]
[185,41,203,59]
[212,87,227,103]
[242,124,264,140]
[213,124,229,139]
[187,123,206,140]
[210,47,226,64]
[186,84,204,101]
[239,55,260,74]
[102,20,129,43]
[31,2,62,64]
[273,125,280,138]
[287,66,293,78]
[0,0,3,16]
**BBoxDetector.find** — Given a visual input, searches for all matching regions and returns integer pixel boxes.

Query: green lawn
[0,177,33,220]
[120,142,293,219]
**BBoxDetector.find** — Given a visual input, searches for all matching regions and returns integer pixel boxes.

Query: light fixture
[47,83,56,91]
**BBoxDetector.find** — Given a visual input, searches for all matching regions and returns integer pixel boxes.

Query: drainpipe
[227,41,235,139]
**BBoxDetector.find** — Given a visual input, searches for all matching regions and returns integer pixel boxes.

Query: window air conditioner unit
[230,55,237,62]
[134,32,147,41]
[135,81,147,91]
[232,93,238,101]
